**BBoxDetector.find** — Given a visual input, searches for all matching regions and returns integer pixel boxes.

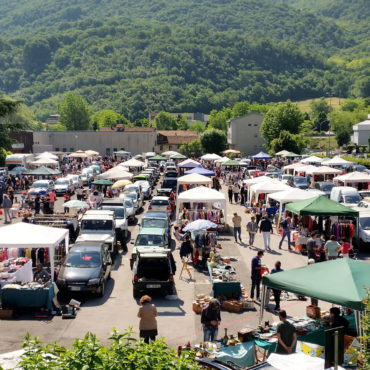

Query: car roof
[72,242,104,251]
[85,210,115,215]
[138,227,165,235]
[143,211,168,219]
[81,215,114,220]
[152,196,170,200]
[102,199,124,204]
[135,180,150,186]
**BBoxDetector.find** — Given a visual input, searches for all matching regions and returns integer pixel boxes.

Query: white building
[351,114,370,145]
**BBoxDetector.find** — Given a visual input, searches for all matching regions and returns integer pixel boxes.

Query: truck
[330,186,362,208]
[5,154,34,171]
[77,211,117,261]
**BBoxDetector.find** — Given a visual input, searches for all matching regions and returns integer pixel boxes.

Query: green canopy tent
[92,179,114,186]
[285,195,359,217]
[170,154,187,160]
[221,159,239,166]
[24,166,61,176]
[149,155,167,161]
[260,259,369,335]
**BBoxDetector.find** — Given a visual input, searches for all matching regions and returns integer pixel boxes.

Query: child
[340,238,353,258]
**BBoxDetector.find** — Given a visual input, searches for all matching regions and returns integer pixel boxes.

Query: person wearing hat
[22,212,31,223]
[201,298,221,342]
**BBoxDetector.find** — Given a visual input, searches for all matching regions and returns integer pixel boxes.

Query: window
[63,148,67,152]
[254,123,258,126]
[55,148,59,151]
[254,146,258,150]
[121,148,125,150]
[160,145,163,151]
[228,122,231,128]
[254,133,258,138]
[113,148,117,152]
[70,148,74,152]
[248,124,251,126]
[169,145,172,150]
[106,148,110,155]
[259,145,263,149]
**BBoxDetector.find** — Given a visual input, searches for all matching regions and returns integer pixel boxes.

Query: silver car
[149,196,172,216]
[118,196,135,222]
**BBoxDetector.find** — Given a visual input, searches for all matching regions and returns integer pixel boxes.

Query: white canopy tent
[177,173,212,193]
[35,152,58,160]
[0,223,69,282]
[249,179,291,203]
[178,158,200,167]
[243,176,273,188]
[176,186,226,220]
[201,153,222,161]
[306,166,342,175]
[275,150,290,156]
[30,157,58,166]
[85,150,99,156]
[282,162,306,174]
[214,156,230,164]
[293,165,318,176]
[118,159,144,168]
[96,168,133,180]
[267,188,318,217]
[300,156,325,164]
[324,155,355,166]
[333,171,370,185]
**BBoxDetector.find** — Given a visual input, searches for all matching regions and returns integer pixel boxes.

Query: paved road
[0,181,369,353]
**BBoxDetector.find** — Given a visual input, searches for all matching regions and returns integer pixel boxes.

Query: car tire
[99,283,105,297]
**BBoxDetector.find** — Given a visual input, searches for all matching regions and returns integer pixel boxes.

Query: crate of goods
[192,301,203,314]
[306,305,321,319]
[224,301,244,313]
[238,328,255,342]
[0,309,13,319]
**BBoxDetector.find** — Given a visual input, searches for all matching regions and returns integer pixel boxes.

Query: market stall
[293,165,318,176]
[201,154,222,161]
[283,162,306,174]
[275,150,290,156]
[30,157,58,167]
[333,171,370,186]
[35,152,59,160]
[306,166,342,181]
[96,168,133,180]
[177,173,212,194]
[248,179,291,205]
[325,155,354,167]
[118,158,144,168]
[0,259,33,288]
[176,186,226,225]
[300,156,325,164]
[251,151,272,160]
[184,166,215,177]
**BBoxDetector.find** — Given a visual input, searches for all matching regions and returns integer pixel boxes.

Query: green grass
[294,97,342,113]
[308,137,339,151]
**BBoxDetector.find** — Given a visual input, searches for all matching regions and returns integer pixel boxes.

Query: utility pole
[327,92,333,156]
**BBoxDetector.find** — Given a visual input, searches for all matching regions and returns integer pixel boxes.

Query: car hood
[55,184,69,189]
[78,233,113,241]
[59,266,101,282]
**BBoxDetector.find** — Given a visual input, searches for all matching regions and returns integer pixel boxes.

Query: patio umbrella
[149,155,167,161]
[112,180,132,189]
[92,179,114,186]
[182,219,217,232]
[62,200,90,209]
[222,149,241,155]
[170,153,187,160]
[221,159,239,166]
[85,150,99,156]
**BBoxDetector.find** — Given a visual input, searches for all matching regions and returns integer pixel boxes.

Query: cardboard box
[0,309,13,319]
[344,336,359,367]
[224,301,244,313]
[192,302,203,314]
[306,305,321,319]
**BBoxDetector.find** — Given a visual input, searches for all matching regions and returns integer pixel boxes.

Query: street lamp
[75,135,78,151]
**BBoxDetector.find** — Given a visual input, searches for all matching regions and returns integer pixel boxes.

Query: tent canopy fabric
[285,195,359,217]
[170,153,187,159]
[30,157,58,165]
[250,179,291,197]
[300,156,325,164]
[114,151,130,157]
[118,159,144,167]
[263,259,369,311]
[293,165,318,174]
[221,149,241,154]
[251,151,272,159]
[0,223,69,282]
[149,155,167,161]
[275,150,290,156]
[201,153,222,161]
[215,157,230,164]
[334,171,370,184]
[283,162,306,170]
[306,166,342,175]
[97,168,133,180]
[184,166,215,176]
[282,152,301,158]
[243,176,273,187]
[221,159,239,166]
[35,152,58,160]
[325,155,354,166]
[266,188,318,204]
[162,151,180,157]
[85,150,99,156]
[177,173,212,186]
[178,159,200,168]
[24,166,61,176]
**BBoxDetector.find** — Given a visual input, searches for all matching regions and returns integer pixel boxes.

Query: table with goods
[0,257,33,288]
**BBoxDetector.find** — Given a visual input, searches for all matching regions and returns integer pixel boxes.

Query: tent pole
[259,285,267,325]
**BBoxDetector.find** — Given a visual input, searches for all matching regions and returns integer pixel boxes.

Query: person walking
[254,202,262,225]
[271,261,284,312]
[232,212,242,243]
[232,182,240,204]
[278,217,292,251]
[246,216,258,247]
[76,186,84,201]
[251,251,266,301]
[259,215,273,251]
[307,232,319,262]
[201,299,221,342]
[240,184,246,206]
[228,186,233,203]
[276,310,297,355]
[137,295,158,344]
[2,194,12,223]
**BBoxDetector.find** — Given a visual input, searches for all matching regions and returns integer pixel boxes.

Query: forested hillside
[0,0,369,121]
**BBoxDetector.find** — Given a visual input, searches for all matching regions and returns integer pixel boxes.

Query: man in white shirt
[232,183,240,204]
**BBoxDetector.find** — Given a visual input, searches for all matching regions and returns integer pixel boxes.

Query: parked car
[132,249,175,297]
[80,173,90,185]
[165,170,178,178]
[330,186,362,207]
[28,180,54,198]
[119,197,136,222]
[56,241,112,297]
[134,180,152,199]
[54,178,75,196]
[278,174,293,184]
[82,168,97,181]
[121,190,143,212]
[148,196,172,216]
[89,165,102,175]
[312,182,336,197]
[100,204,128,239]
[140,211,172,245]
[67,174,83,189]
[359,191,370,199]
[288,176,308,190]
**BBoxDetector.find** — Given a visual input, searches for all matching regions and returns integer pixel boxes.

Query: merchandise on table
[0,258,33,286]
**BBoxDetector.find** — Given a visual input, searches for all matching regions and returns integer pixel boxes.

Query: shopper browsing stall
[276,310,297,355]
[201,299,221,342]
[251,251,267,301]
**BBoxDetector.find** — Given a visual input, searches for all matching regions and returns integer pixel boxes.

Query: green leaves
[58,93,91,131]
[200,129,227,154]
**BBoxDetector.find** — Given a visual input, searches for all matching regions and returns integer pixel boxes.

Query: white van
[330,186,362,208]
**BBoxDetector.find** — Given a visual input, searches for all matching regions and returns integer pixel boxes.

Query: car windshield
[356,166,366,172]
[124,200,133,207]
[321,184,335,192]
[282,176,292,180]
[81,220,113,230]
[101,207,125,219]
[124,193,136,200]
[294,177,306,183]
[33,182,48,188]
[343,195,361,204]
[142,219,167,228]
[135,234,165,246]
[162,179,177,188]
[64,252,101,268]
[55,180,69,185]
[360,217,370,230]
[151,199,169,206]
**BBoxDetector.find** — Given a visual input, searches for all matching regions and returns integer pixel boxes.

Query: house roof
[99,127,156,132]
[157,131,200,145]
[157,131,199,136]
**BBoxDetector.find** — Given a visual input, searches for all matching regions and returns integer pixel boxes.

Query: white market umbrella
[35,152,58,160]
[63,200,90,209]
[119,159,144,168]
[201,153,222,161]
[30,157,58,166]
[183,220,217,232]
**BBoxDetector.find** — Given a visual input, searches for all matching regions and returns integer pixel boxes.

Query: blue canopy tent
[252,151,272,160]
[178,161,199,169]
[184,166,215,177]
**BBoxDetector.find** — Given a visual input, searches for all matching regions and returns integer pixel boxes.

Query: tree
[153,112,177,130]
[269,130,307,155]
[179,139,203,157]
[335,130,351,147]
[200,129,227,154]
[340,99,362,112]
[176,114,188,130]
[58,93,91,131]
[48,123,66,131]
[188,121,206,133]
[133,118,150,127]
[0,149,12,167]
[233,101,250,117]
[261,101,304,147]
[208,110,228,131]
[23,39,51,73]
[92,109,128,128]
[310,98,330,122]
